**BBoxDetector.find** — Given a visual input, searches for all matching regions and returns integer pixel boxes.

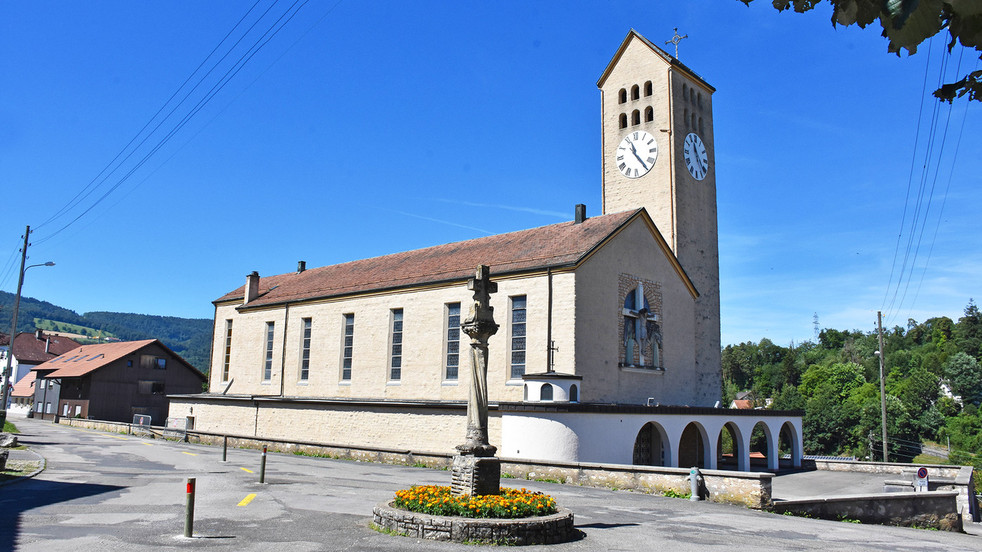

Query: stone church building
[170,30,803,472]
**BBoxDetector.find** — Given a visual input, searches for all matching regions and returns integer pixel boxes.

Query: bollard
[689,467,703,501]
[185,477,196,537]
[222,436,228,462]
[259,445,267,484]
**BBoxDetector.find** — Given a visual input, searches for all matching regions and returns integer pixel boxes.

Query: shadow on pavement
[0,477,123,550]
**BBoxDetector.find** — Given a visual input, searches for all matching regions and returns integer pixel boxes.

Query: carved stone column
[451,265,500,497]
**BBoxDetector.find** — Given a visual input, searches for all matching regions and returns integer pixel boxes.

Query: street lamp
[0,251,55,430]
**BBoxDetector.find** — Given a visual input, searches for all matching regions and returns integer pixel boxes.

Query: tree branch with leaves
[739,0,982,102]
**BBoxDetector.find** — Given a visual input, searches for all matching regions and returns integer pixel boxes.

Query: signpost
[916,467,929,493]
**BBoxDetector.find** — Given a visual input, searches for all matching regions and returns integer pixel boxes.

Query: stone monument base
[450,455,500,497]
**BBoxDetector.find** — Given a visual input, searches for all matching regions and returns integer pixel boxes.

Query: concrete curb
[0,447,46,487]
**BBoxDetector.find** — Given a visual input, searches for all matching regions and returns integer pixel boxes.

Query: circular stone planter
[372,501,577,545]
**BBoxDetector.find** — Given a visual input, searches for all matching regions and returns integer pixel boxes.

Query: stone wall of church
[209,270,576,403]
[572,216,697,405]
[169,397,502,455]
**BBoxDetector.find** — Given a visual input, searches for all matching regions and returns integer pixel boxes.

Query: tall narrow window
[622,283,662,369]
[510,296,527,379]
[222,319,233,381]
[341,314,354,381]
[618,88,627,103]
[619,113,627,129]
[644,81,652,96]
[389,309,403,381]
[299,318,312,381]
[631,84,640,100]
[445,303,461,380]
[263,322,275,381]
[644,106,653,122]
[631,110,640,125]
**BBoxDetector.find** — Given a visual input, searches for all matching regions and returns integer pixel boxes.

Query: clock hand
[630,146,648,169]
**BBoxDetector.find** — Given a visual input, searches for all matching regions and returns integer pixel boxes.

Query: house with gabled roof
[0,329,80,389]
[31,339,205,424]
[168,30,803,471]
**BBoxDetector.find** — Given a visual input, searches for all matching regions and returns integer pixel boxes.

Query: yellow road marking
[240,467,254,473]
[237,493,257,506]
[141,442,153,446]
[111,435,129,440]
[181,452,197,456]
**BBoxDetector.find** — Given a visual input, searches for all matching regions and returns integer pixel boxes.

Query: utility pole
[0,226,30,430]
[877,311,888,462]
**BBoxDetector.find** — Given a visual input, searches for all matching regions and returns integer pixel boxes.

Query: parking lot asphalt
[3,417,980,551]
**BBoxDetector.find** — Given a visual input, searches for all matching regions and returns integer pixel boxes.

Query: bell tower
[597,29,721,404]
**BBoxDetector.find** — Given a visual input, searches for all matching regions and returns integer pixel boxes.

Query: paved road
[3,418,980,551]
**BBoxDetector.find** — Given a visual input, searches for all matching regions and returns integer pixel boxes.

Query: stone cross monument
[450,265,501,497]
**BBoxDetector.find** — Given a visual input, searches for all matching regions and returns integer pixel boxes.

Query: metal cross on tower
[665,27,688,59]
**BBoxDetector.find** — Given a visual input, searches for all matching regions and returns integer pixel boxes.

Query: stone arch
[630,84,640,100]
[716,421,745,470]
[619,113,627,129]
[631,109,640,126]
[633,421,670,467]
[750,421,774,469]
[678,422,710,468]
[644,80,652,96]
[569,384,578,403]
[540,383,553,401]
[644,106,653,122]
[618,88,627,104]
[779,421,802,468]
[682,83,688,101]
[523,383,528,401]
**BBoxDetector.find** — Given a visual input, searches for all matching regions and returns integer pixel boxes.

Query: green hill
[1,291,211,374]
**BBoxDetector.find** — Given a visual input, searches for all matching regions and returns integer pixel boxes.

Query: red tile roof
[32,339,205,381]
[10,370,36,398]
[1,331,81,364]
[217,210,649,308]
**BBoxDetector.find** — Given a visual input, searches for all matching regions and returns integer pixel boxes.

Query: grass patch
[662,489,691,499]
[911,453,949,465]
[3,421,19,434]
[1,460,41,481]
[393,485,557,519]
[291,449,339,459]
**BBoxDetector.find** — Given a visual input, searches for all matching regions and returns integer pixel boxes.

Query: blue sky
[1,1,979,347]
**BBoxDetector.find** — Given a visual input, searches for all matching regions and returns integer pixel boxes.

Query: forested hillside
[0,291,212,373]
[725,300,982,468]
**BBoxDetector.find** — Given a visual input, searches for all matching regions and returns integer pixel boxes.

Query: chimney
[297,260,306,273]
[244,271,260,304]
[45,337,51,354]
[574,204,587,224]
[35,328,43,340]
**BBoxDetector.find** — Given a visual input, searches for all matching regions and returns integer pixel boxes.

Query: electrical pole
[1,226,30,430]
[877,311,888,462]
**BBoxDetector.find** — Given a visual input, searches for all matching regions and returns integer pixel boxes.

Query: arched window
[631,84,640,100]
[618,88,627,104]
[697,93,703,109]
[644,81,652,96]
[644,106,653,122]
[523,384,529,401]
[569,384,578,403]
[619,113,628,129]
[623,282,662,368]
[689,88,695,103]
[691,112,697,130]
[632,110,640,125]
[699,117,704,135]
[540,384,553,401]
[683,108,689,129]
[682,83,688,102]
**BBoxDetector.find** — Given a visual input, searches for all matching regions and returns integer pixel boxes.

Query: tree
[944,352,982,404]
[738,0,982,102]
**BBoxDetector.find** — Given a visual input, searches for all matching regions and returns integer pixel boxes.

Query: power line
[31,0,310,246]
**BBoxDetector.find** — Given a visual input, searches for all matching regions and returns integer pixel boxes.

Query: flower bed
[393,485,557,519]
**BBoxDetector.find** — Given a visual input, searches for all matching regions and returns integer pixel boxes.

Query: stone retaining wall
[372,502,576,545]
[59,418,772,508]
[772,491,962,531]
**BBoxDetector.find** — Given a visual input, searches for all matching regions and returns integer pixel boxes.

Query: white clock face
[616,130,657,179]
[683,132,709,180]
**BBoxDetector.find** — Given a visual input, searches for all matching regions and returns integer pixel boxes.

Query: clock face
[616,130,657,179]
[683,132,709,180]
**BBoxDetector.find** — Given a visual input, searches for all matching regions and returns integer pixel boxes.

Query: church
[169,30,802,472]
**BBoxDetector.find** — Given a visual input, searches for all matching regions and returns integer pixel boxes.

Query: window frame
[509,295,527,380]
[444,302,462,382]
[389,308,404,382]
[299,317,312,382]
[263,321,275,382]
[222,319,233,382]
[341,313,354,382]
